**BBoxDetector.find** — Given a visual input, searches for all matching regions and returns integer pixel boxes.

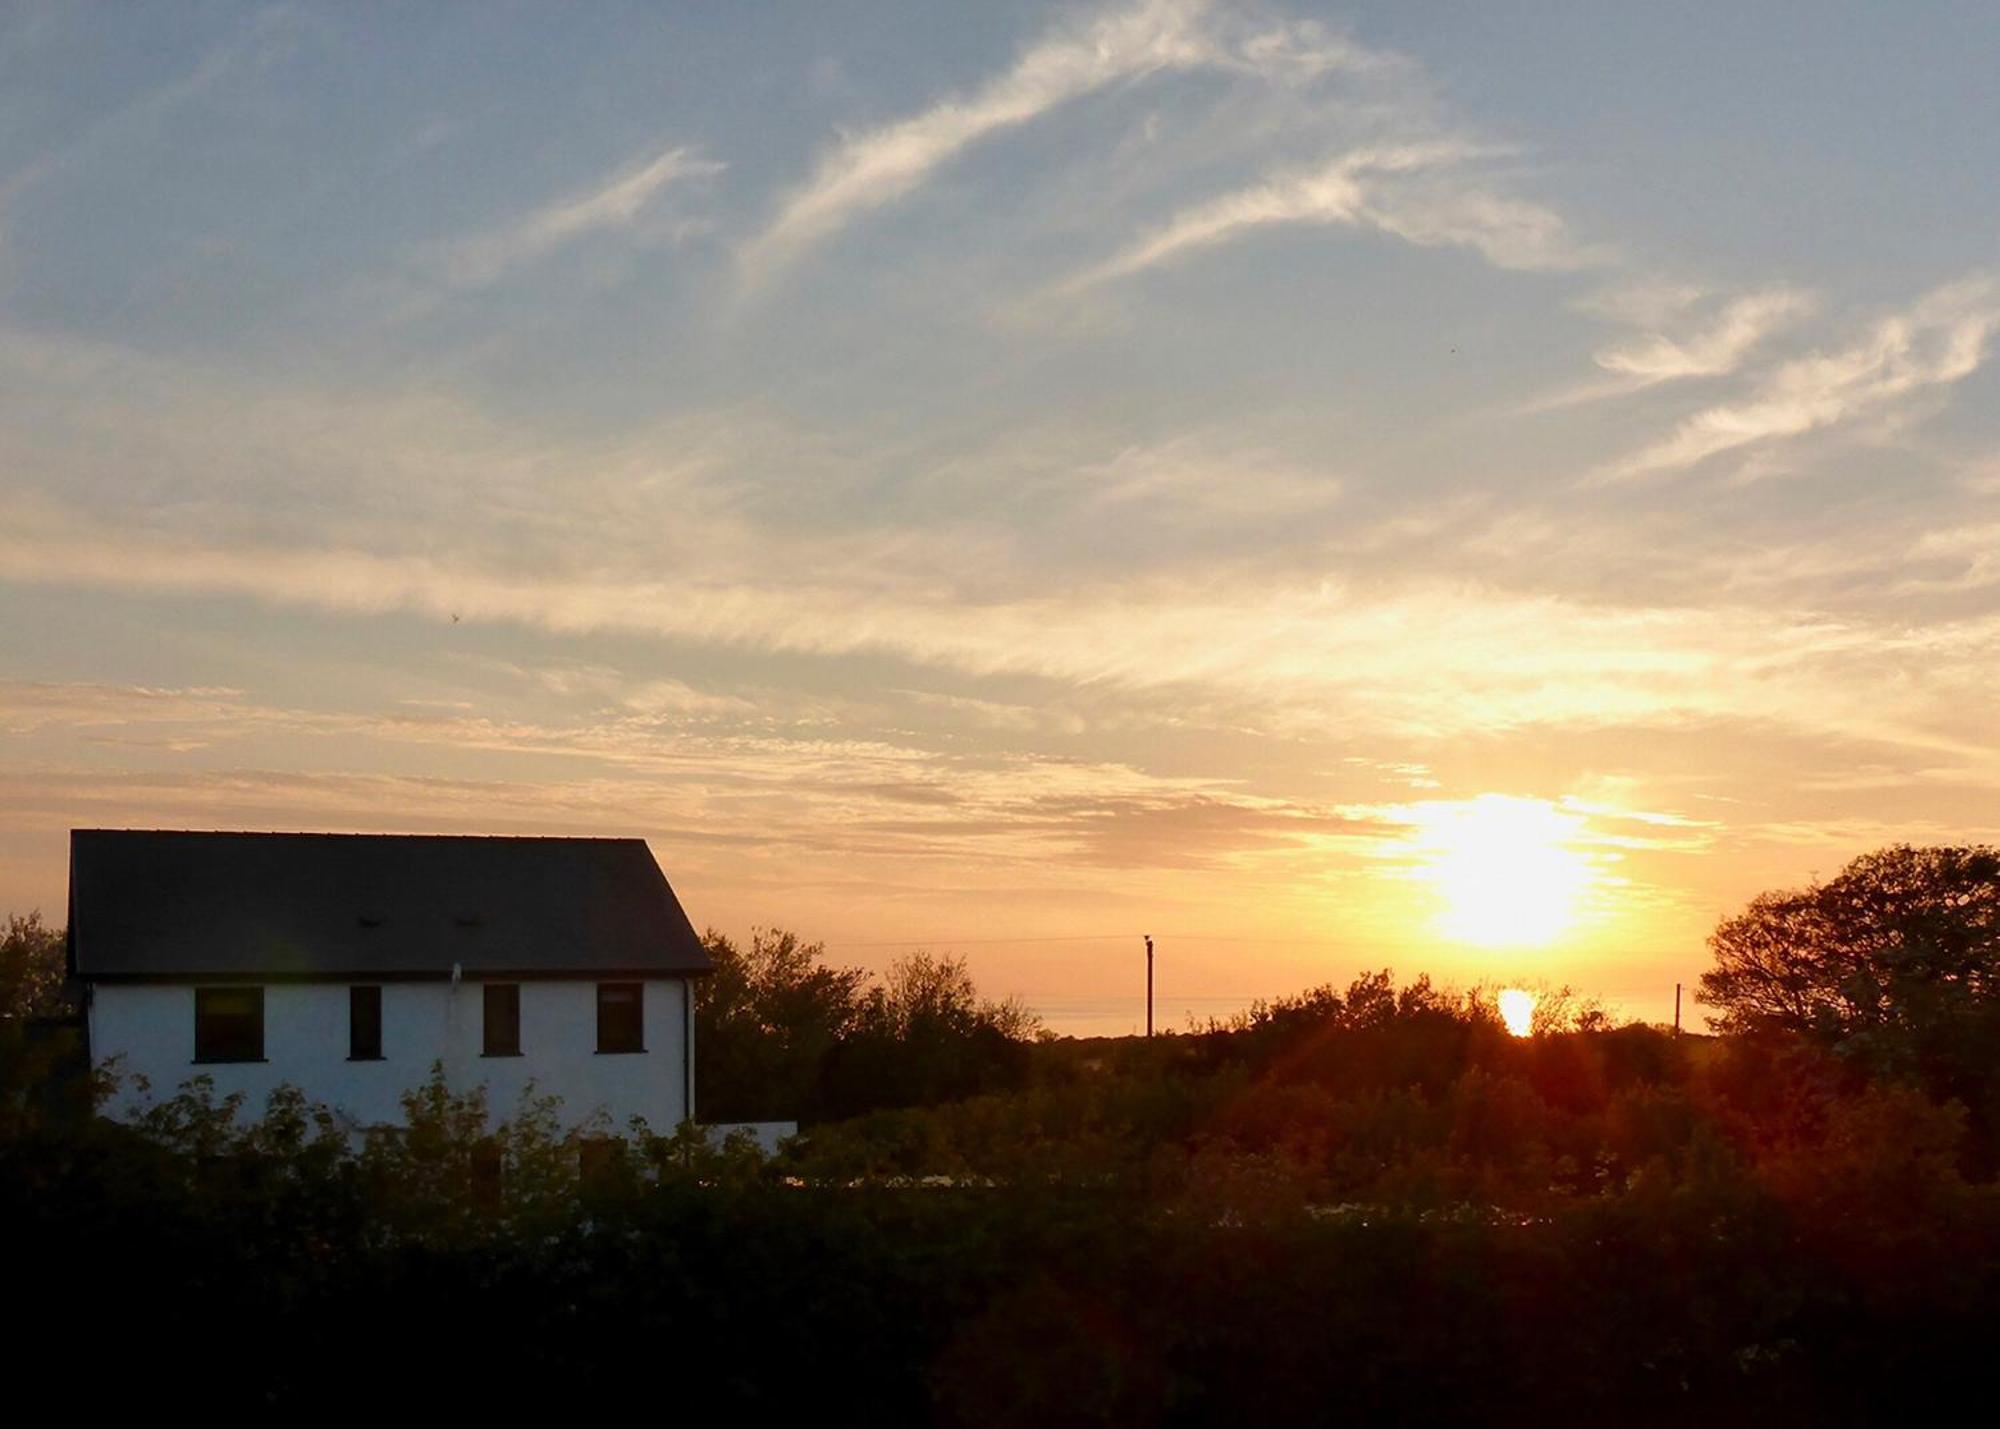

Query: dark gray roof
[69,830,712,980]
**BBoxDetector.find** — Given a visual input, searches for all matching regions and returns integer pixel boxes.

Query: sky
[3,1,1999,1033]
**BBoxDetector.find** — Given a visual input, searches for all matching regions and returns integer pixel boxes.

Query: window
[483,982,521,1056]
[194,986,264,1063]
[596,982,644,1054]
[349,985,383,1060]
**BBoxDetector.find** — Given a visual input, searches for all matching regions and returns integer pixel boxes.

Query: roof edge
[71,828,654,844]
[84,967,711,984]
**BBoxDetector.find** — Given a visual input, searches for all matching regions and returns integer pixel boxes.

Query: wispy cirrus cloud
[13,482,2000,774]
[1060,137,1584,290]
[1071,436,1342,523]
[1362,184,1583,272]
[735,0,1382,291]
[5,319,1997,769]
[738,0,1219,288]
[1594,288,1815,384]
[0,676,1385,884]
[1522,285,1816,412]
[438,143,722,288]
[0,6,301,213]
[1593,276,2000,484]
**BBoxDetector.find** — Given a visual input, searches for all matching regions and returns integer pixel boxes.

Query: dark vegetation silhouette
[0,909,68,1022]
[6,845,2000,1421]
[0,911,84,1134]
[1700,844,2000,1164]
[696,928,1040,1122]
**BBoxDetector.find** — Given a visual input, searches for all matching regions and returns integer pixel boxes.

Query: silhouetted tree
[1699,845,2000,1149]
[696,933,1043,1122]
[1700,847,1999,1041]
[695,927,867,1122]
[823,952,1041,1118]
[1,911,68,1022]
[0,911,84,1134]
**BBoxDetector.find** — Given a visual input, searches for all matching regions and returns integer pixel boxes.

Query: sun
[1408,795,1595,949]
[1497,988,1537,1037]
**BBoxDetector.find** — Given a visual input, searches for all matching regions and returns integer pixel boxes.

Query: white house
[69,829,712,1133]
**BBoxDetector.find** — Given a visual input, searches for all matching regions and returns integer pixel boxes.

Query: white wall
[90,978,692,1133]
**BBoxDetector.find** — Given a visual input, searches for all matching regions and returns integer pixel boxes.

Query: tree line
[694,928,1041,1123]
[5,844,2000,1420]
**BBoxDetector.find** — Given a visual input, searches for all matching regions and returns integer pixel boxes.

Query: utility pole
[1145,934,1154,1038]
[1674,982,1682,1038]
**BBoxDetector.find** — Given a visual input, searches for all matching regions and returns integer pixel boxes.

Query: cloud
[1362,179,1584,273]
[0,321,1992,777]
[743,0,1574,304]
[1903,521,2000,593]
[1593,288,1815,385]
[736,0,1378,289]
[12,484,2000,772]
[0,679,246,726]
[439,143,721,288]
[0,7,301,211]
[1062,137,1583,288]
[739,0,1218,286]
[1071,436,1343,523]
[618,678,757,720]
[4,323,1998,786]
[1961,454,2000,496]
[1573,280,1709,330]
[1520,285,1816,412]
[1594,276,2000,484]
[0,675,1391,890]
[0,680,249,751]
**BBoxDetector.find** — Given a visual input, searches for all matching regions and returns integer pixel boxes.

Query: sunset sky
[4,1,1998,1032]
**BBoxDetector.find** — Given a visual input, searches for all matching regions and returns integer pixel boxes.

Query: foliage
[1700,844,2000,1046]
[10,869,2000,1415]
[696,926,868,1121]
[0,912,85,1136]
[697,929,1040,1122]
[822,951,1041,1119]
[4,1047,1998,1419]
[785,967,1705,1205]
[1700,844,2000,1158]
[0,909,69,1022]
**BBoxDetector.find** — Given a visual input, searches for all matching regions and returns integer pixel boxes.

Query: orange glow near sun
[1408,795,1596,949]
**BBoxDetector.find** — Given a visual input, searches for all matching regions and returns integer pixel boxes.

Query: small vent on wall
[454,914,483,928]
[357,913,385,929]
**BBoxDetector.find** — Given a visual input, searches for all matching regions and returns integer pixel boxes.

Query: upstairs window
[596,982,644,1054]
[194,986,264,1063]
[483,983,521,1057]
[349,985,383,1060]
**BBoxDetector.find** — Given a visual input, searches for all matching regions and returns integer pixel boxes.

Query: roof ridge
[72,828,649,842]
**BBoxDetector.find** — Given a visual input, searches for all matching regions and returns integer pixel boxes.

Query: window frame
[348,984,384,1061]
[193,985,265,1064]
[595,981,645,1055]
[482,982,522,1057]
